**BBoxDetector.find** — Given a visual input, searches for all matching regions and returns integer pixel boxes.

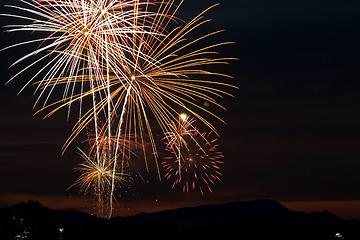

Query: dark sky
[1,0,360,219]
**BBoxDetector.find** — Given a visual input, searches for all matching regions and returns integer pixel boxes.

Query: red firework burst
[162,131,224,195]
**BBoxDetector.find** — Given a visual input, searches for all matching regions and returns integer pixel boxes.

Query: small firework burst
[71,124,142,217]
[70,148,131,217]
[162,131,224,195]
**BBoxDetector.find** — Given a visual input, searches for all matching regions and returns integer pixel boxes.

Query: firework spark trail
[85,123,139,159]
[109,84,132,218]
[163,114,196,149]
[163,114,197,178]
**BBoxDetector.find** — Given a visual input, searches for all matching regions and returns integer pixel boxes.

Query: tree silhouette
[5,200,57,240]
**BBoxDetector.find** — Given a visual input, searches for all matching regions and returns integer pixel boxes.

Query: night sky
[1,0,360,219]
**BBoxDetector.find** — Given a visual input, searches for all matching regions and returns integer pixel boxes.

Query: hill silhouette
[1,199,359,240]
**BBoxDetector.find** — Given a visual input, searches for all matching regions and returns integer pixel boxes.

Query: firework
[2,0,235,217]
[2,0,160,101]
[31,2,235,212]
[1,0,169,154]
[162,131,224,195]
[71,123,142,217]
[2,1,179,217]
[162,113,197,176]
[42,1,236,174]
[74,123,144,217]
[163,114,196,150]
[70,148,131,218]
[84,123,140,163]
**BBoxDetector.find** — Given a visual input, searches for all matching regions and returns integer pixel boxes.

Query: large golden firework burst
[40,1,236,171]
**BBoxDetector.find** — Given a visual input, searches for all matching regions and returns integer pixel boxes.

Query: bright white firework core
[180,113,187,121]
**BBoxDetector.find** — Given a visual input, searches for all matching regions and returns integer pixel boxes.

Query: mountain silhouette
[113,199,290,227]
[1,199,359,240]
